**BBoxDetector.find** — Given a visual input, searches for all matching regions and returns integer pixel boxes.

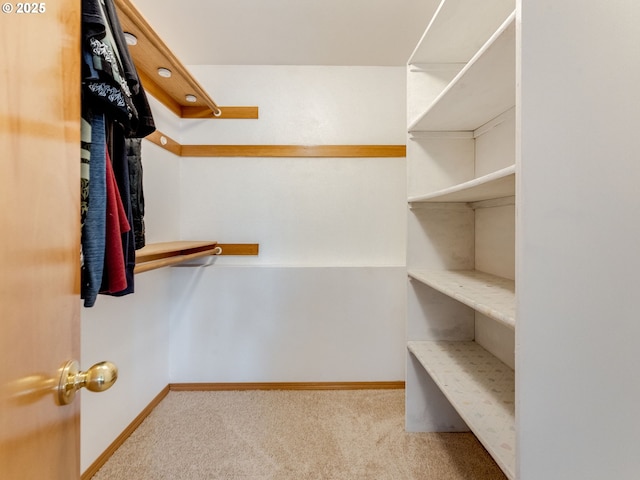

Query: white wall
[80,98,181,472]
[170,65,408,382]
[179,156,405,266]
[80,269,173,472]
[180,65,407,145]
[169,266,406,382]
[81,66,408,469]
[517,1,640,478]
[179,65,407,266]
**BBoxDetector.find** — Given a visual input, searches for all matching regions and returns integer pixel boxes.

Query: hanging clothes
[81,0,155,307]
[102,0,155,138]
[126,138,146,250]
[106,124,136,296]
[82,0,136,129]
[100,147,130,294]
[81,112,107,308]
[80,116,91,229]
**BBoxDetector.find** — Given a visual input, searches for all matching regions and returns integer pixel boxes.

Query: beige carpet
[91,389,507,479]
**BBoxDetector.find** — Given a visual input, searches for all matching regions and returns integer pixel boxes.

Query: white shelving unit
[405,1,516,478]
[407,2,640,478]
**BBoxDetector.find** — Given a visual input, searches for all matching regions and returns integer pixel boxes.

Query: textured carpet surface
[91,390,507,479]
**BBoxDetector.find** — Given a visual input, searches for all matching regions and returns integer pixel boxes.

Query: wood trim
[181,144,407,158]
[81,385,170,480]
[181,106,259,119]
[169,381,406,391]
[146,130,182,156]
[144,130,406,158]
[217,243,259,256]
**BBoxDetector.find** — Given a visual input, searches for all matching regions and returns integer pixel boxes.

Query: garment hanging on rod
[81,112,107,308]
[80,0,155,307]
[101,146,130,294]
[126,138,146,250]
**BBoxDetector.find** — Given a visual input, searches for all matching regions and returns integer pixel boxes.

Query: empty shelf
[408,340,515,479]
[409,12,515,132]
[409,165,515,203]
[408,269,515,329]
[409,0,515,64]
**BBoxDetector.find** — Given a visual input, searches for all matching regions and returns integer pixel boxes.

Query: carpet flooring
[91,389,507,479]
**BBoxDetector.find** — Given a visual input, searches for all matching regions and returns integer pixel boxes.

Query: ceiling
[131,0,440,66]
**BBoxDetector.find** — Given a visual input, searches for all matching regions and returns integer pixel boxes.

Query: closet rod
[113,0,222,117]
[135,247,221,274]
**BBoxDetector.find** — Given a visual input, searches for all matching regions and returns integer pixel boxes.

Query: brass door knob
[57,360,118,405]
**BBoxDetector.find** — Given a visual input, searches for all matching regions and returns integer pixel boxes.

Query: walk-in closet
[2,1,640,479]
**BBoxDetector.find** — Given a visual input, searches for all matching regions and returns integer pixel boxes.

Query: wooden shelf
[146,130,406,158]
[135,241,219,274]
[408,269,515,329]
[408,341,515,479]
[114,0,257,120]
[409,0,515,64]
[409,165,515,203]
[180,144,407,158]
[409,12,515,132]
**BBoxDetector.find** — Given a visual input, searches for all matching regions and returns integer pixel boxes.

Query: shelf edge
[407,269,516,329]
[408,164,515,203]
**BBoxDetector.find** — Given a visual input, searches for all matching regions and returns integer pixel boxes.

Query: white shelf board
[409,0,515,64]
[409,12,516,132]
[407,340,515,479]
[409,165,515,203]
[408,269,515,329]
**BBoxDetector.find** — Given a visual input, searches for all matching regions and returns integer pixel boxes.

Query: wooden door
[0,1,82,478]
